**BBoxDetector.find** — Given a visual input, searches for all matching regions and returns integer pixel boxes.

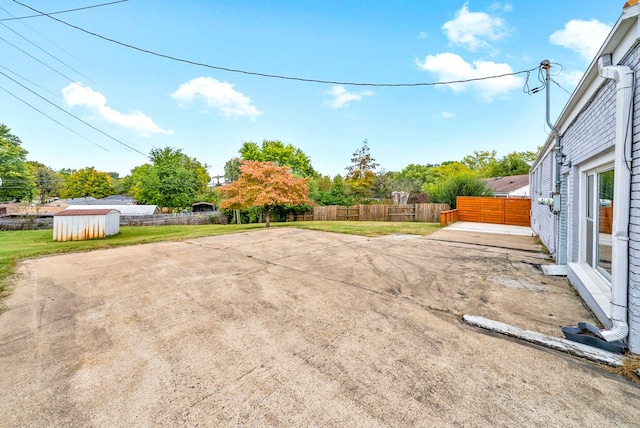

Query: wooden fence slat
[415,203,449,222]
[456,196,530,226]
[306,203,451,223]
[504,198,532,227]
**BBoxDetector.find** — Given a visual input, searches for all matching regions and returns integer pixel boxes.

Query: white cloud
[442,2,507,51]
[62,82,172,136]
[418,31,428,39]
[489,2,513,12]
[550,19,612,62]
[324,85,374,109]
[439,111,457,119]
[171,77,261,120]
[416,52,523,102]
[555,69,584,88]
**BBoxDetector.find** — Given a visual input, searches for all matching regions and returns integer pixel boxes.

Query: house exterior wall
[531,36,640,351]
[562,76,617,266]
[530,149,557,257]
[628,46,640,351]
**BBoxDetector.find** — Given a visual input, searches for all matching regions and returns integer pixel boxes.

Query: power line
[550,78,573,96]
[0,83,109,151]
[0,34,76,83]
[12,0,536,87]
[0,63,58,98]
[0,6,94,82]
[0,69,148,157]
[0,0,128,21]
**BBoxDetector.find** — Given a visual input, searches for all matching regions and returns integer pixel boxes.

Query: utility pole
[541,59,562,214]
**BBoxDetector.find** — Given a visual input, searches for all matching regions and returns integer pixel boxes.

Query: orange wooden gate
[456,196,531,227]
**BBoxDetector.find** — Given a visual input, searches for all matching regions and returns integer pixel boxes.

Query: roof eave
[532,4,640,170]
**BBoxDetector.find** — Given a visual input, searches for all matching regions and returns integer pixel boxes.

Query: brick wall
[530,42,640,352]
[626,45,640,352]
[530,151,557,257]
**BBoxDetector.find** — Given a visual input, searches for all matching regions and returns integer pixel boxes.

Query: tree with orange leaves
[219,160,311,227]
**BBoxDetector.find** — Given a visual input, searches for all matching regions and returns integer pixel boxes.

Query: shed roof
[55,209,120,217]
[485,174,529,194]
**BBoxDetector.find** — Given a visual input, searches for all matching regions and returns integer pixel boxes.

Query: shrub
[426,173,493,209]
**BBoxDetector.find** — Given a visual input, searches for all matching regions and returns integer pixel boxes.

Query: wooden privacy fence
[456,196,531,226]
[308,203,449,223]
[440,209,459,227]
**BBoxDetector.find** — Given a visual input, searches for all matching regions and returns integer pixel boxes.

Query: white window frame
[576,151,615,293]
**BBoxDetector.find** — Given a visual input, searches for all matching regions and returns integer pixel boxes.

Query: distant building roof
[100,195,138,204]
[59,197,97,205]
[64,205,160,215]
[485,174,529,195]
[55,209,119,217]
[60,196,137,205]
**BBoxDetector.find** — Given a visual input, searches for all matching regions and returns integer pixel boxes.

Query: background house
[484,174,529,198]
[530,2,640,353]
[58,195,138,205]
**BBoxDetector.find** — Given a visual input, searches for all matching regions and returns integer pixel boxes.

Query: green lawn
[0,221,439,310]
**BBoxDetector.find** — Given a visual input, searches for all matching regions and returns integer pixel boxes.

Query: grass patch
[0,221,439,311]
[604,356,640,385]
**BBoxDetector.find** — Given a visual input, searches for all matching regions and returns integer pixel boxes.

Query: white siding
[53,210,120,241]
[530,150,557,257]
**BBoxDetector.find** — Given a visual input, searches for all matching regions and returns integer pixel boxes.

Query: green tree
[309,174,354,206]
[394,163,439,192]
[28,161,63,201]
[224,157,241,183]
[58,168,76,176]
[238,140,316,177]
[461,150,498,176]
[60,167,116,199]
[345,139,379,201]
[486,151,535,177]
[329,175,353,205]
[220,160,311,227]
[426,172,493,209]
[372,170,396,200]
[129,147,210,209]
[423,162,473,187]
[0,124,36,202]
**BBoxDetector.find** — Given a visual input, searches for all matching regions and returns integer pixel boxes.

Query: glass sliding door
[597,170,614,280]
[586,174,595,268]
[584,168,614,284]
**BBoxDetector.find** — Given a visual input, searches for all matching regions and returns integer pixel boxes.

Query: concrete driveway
[1,227,639,427]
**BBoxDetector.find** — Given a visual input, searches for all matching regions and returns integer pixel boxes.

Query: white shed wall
[53,212,120,241]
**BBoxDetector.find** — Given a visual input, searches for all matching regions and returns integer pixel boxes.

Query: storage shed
[53,209,120,241]
[192,202,215,212]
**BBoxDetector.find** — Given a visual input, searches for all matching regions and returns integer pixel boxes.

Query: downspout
[598,58,633,343]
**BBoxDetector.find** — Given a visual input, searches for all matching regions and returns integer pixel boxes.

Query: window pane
[586,174,594,267]
[597,170,614,279]
[587,174,594,219]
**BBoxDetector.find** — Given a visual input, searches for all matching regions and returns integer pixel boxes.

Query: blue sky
[0,1,624,179]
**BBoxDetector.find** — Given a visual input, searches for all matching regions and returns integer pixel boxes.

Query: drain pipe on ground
[598,56,633,343]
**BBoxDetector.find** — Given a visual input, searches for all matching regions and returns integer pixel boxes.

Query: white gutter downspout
[598,59,633,343]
